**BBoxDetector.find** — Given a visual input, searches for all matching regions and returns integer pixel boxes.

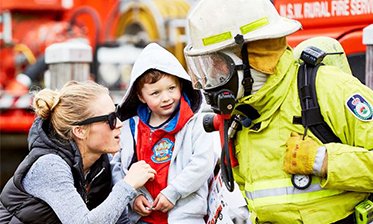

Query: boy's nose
[161,93,171,101]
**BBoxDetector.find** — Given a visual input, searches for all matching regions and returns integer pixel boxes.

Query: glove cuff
[313,146,327,176]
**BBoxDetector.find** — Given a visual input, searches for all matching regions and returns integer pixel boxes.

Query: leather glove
[284,132,321,175]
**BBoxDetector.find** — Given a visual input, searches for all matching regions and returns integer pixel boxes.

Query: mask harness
[203,34,254,192]
[235,34,254,97]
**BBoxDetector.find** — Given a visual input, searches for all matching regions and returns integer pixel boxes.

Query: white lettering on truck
[278,0,373,18]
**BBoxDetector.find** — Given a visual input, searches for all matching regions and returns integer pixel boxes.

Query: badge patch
[345,94,373,121]
[151,138,174,163]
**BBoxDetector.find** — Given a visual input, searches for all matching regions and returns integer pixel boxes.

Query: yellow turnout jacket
[233,47,373,224]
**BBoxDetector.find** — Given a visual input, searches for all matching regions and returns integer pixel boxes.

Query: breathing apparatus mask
[185,42,251,115]
[185,38,254,192]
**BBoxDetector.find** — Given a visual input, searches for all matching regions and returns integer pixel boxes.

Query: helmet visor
[185,51,236,90]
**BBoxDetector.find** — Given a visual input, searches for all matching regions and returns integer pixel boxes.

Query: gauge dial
[291,174,312,189]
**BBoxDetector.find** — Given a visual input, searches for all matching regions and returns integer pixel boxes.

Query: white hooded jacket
[111,43,216,223]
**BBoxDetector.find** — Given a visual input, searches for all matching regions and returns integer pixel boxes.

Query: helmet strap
[240,43,254,96]
[234,35,254,96]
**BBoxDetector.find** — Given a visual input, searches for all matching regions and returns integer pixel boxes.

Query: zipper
[83,183,88,203]
[149,129,154,143]
[87,167,105,188]
[84,167,105,204]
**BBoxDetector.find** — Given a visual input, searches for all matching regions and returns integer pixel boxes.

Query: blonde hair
[32,80,109,139]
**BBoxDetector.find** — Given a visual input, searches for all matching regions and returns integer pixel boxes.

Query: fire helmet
[184,0,302,97]
[185,0,301,56]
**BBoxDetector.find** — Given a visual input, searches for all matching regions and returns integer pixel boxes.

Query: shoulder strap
[297,63,341,144]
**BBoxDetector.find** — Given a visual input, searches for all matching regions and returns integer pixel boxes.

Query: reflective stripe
[246,182,323,200]
[246,178,293,192]
[0,93,33,109]
[202,31,232,46]
[246,188,344,207]
[313,146,326,176]
[240,17,269,35]
[244,178,344,207]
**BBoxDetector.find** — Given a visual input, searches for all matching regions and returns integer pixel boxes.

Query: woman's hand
[124,160,156,189]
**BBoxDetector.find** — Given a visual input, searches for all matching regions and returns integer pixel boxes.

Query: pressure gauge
[291,174,312,189]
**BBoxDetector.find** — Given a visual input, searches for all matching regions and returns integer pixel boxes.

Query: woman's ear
[72,126,86,140]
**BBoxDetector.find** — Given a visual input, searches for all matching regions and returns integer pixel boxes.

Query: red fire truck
[0,0,190,133]
[273,0,373,83]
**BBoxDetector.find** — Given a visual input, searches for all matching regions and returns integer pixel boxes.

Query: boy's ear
[179,79,183,90]
[72,126,86,140]
[137,93,146,103]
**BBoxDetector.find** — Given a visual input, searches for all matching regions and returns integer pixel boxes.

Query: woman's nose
[116,117,123,129]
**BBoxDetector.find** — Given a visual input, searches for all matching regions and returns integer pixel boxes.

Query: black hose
[221,119,235,192]
[68,6,102,81]
[104,0,121,42]
[23,55,48,81]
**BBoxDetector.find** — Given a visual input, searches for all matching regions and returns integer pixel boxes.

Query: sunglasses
[75,105,120,130]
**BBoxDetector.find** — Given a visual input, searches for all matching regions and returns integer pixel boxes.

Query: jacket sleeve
[23,154,137,224]
[111,119,135,185]
[317,66,373,191]
[110,151,124,185]
[161,114,216,205]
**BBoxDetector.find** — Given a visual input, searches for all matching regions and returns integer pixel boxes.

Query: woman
[0,80,156,223]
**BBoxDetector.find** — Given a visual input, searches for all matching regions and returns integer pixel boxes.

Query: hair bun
[33,89,59,120]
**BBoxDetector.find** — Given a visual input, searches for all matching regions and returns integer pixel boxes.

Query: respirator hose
[221,119,235,192]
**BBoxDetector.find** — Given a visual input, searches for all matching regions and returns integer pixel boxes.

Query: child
[111,43,216,224]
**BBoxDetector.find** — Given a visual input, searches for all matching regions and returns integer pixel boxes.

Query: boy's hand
[133,195,153,216]
[153,193,174,213]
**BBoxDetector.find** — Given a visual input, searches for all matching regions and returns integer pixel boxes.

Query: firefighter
[184,0,373,223]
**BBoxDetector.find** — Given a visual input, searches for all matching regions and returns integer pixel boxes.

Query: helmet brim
[185,17,302,56]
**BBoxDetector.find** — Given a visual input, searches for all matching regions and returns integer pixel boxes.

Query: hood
[234,47,296,122]
[118,43,202,121]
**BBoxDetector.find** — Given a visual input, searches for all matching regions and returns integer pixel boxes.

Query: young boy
[112,43,216,224]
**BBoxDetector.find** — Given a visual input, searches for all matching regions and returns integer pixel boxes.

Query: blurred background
[0,0,371,191]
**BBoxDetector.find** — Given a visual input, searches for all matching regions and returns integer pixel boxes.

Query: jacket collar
[137,93,194,134]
